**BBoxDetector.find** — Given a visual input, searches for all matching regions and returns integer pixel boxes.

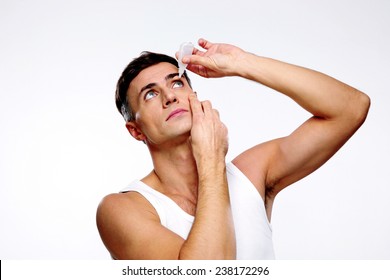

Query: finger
[177,48,203,63]
[201,100,213,117]
[185,63,208,77]
[213,108,220,119]
[198,38,214,50]
[184,54,213,69]
[176,51,192,63]
[189,93,203,118]
[193,48,205,56]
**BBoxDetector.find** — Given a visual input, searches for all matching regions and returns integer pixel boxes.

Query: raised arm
[184,38,370,210]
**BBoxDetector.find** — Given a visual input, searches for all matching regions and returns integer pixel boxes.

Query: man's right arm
[96,93,235,260]
[178,93,235,259]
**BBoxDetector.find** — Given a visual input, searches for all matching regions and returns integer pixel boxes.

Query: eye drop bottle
[178,42,194,77]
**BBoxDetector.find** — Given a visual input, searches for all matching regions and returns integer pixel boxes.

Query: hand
[188,93,228,164]
[177,38,246,78]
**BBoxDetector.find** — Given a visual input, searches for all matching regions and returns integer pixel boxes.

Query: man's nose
[162,90,178,107]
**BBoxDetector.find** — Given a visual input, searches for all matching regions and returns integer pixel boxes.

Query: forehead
[128,62,178,94]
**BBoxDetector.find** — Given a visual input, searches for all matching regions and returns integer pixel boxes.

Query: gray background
[1,0,389,259]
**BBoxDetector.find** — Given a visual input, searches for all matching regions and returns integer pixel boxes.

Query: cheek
[135,109,161,134]
[178,92,191,106]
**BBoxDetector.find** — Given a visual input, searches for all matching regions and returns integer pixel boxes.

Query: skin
[96,38,370,260]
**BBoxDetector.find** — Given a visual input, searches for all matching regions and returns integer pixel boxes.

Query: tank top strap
[120,180,167,226]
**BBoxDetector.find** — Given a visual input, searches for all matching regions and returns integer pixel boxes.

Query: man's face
[126,62,194,146]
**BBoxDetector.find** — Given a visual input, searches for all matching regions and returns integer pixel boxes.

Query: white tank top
[120,162,275,259]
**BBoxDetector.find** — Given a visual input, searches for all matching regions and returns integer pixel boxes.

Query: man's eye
[172,81,184,88]
[144,91,157,100]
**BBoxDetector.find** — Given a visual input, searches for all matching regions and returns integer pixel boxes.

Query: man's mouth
[166,109,188,121]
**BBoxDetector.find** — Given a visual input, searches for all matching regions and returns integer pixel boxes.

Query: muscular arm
[233,54,370,197]
[184,38,370,209]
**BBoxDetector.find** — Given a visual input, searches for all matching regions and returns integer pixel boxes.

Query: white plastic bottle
[177,42,194,77]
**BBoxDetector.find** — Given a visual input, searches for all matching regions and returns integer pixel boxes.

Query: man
[96,38,370,260]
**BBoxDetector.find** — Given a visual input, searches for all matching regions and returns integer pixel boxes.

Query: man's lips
[166,109,189,121]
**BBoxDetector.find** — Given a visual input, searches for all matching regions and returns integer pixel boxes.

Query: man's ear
[125,122,146,142]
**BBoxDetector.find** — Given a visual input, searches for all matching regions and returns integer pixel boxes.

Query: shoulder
[96,192,160,258]
[96,191,185,259]
[97,192,159,226]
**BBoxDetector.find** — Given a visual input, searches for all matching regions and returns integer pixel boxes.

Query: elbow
[354,91,371,127]
[343,89,370,129]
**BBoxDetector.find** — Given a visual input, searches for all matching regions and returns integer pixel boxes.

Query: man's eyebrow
[139,73,180,96]
[165,72,179,81]
[139,83,157,96]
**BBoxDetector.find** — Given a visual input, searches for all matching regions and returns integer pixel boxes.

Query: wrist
[233,52,267,82]
[196,159,226,180]
[232,51,256,78]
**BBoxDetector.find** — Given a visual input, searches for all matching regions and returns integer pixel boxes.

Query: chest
[167,194,197,217]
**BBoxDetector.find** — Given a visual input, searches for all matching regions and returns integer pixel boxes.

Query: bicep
[96,193,185,260]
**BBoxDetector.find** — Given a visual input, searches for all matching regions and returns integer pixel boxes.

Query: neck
[144,138,198,200]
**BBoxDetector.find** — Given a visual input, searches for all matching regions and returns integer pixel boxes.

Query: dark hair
[115,51,192,122]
